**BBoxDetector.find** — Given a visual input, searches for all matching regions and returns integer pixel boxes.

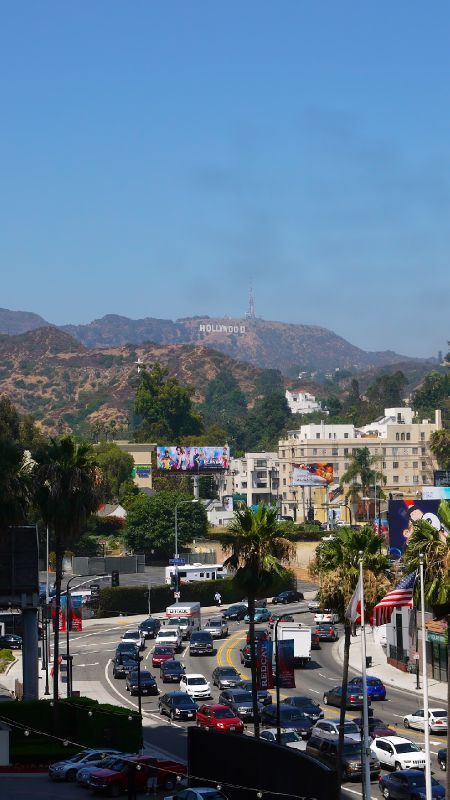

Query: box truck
[165,602,201,640]
[277,622,311,667]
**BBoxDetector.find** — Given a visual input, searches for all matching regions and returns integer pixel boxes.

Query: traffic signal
[111,570,120,588]
[170,573,179,592]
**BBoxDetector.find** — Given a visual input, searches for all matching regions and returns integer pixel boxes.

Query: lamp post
[174,500,198,602]
[65,573,106,697]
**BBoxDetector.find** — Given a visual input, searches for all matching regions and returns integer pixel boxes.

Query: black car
[115,642,139,658]
[272,590,304,605]
[158,692,198,721]
[306,734,380,781]
[283,696,324,723]
[212,666,242,689]
[238,679,272,706]
[316,624,339,642]
[260,705,314,738]
[125,669,158,696]
[189,631,214,656]
[112,654,138,679]
[379,770,445,800]
[160,660,186,683]
[223,604,248,621]
[438,747,446,771]
[323,686,366,709]
[138,617,161,639]
[218,689,262,722]
[0,634,22,650]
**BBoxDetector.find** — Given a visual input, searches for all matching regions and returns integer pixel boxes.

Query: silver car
[203,617,229,638]
[48,749,120,782]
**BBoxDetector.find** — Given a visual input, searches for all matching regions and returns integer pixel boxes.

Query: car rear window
[433,711,447,717]
[214,708,235,719]
[188,677,206,685]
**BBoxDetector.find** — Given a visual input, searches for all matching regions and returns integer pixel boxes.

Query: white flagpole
[359,552,371,800]
[419,554,432,800]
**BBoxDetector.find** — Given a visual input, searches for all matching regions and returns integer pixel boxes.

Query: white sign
[173,591,181,599]
[199,323,246,334]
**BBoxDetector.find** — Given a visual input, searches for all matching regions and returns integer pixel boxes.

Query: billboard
[256,639,274,690]
[132,464,151,478]
[422,486,450,500]
[434,470,450,487]
[223,495,234,512]
[388,498,445,552]
[292,463,334,486]
[157,445,230,472]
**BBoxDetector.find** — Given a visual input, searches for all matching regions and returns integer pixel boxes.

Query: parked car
[125,668,158,696]
[306,734,380,782]
[260,705,313,738]
[272,590,304,605]
[218,689,262,722]
[0,634,22,650]
[311,718,361,742]
[238,679,272,706]
[76,755,126,787]
[222,604,247,621]
[158,691,198,721]
[269,613,294,629]
[212,666,241,689]
[323,686,366,709]
[370,736,427,771]
[138,617,161,639]
[314,610,339,624]
[189,631,214,656]
[152,645,177,668]
[156,627,182,652]
[244,608,271,624]
[348,676,386,700]
[203,617,229,638]
[403,708,447,733]
[165,789,228,800]
[242,597,267,608]
[283,696,324,723]
[316,624,339,642]
[260,728,305,750]
[379,770,445,800]
[112,653,138,679]
[196,704,244,733]
[160,659,186,683]
[121,629,145,650]
[89,755,186,794]
[437,747,446,771]
[49,749,120,782]
[308,599,321,612]
[179,674,211,700]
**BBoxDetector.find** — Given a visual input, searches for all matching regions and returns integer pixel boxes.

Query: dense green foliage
[134,364,203,441]
[123,490,208,558]
[412,371,450,421]
[95,442,134,500]
[429,429,450,470]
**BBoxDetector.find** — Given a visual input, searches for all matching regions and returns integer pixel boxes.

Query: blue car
[244,608,271,624]
[348,676,386,700]
[379,770,445,800]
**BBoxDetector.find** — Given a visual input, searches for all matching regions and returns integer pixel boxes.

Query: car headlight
[348,761,360,769]
[175,708,181,715]
[217,723,225,729]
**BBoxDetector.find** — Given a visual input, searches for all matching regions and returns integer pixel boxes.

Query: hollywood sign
[199,323,246,334]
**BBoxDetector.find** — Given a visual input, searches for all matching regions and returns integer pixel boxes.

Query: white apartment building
[228,452,280,508]
[285,389,324,415]
[278,409,441,522]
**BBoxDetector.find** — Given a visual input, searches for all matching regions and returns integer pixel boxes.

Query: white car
[370,736,427,771]
[155,627,182,652]
[164,788,228,800]
[307,600,320,612]
[121,630,145,650]
[260,728,305,750]
[314,610,339,624]
[179,673,211,700]
[312,718,361,742]
[403,708,448,733]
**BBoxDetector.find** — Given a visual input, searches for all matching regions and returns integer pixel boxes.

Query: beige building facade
[114,441,156,490]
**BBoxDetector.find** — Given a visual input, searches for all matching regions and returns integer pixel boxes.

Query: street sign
[174,591,181,599]
[90,583,100,598]
[169,558,185,566]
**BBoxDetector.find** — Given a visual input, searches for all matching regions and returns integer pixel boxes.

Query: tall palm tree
[222,504,294,737]
[33,436,103,700]
[403,507,450,608]
[0,437,33,528]
[340,447,383,520]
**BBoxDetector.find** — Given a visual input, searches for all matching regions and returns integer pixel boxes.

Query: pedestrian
[214,592,222,607]
[145,763,158,795]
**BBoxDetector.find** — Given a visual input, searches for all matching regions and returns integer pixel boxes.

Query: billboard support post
[192,475,200,500]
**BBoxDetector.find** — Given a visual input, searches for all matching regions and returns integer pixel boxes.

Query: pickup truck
[155,627,182,652]
[89,754,186,794]
[314,610,339,624]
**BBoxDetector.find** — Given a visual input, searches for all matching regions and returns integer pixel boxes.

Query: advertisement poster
[388,499,443,552]
[292,463,334,486]
[223,495,234,512]
[132,464,152,478]
[157,445,230,472]
[53,596,83,633]
[276,639,296,689]
[256,639,274,690]
[422,487,450,500]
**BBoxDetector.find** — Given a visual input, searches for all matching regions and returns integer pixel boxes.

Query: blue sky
[1,2,449,358]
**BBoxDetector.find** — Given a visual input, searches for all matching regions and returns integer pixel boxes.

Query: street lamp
[64,574,106,697]
[173,500,198,602]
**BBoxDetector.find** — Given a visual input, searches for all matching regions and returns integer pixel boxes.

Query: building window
[344,448,349,455]
[281,450,285,457]
[333,463,339,472]
[413,461,418,469]
[329,433,332,439]
[413,475,419,484]
[406,433,410,441]
[316,433,320,439]
[344,433,349,439]
[422,461,427,468]
[393,462,399,469]
[283,478,286,486]
[400,433,405,441]
[396,433,400,441]
[382,462,386,469]
[332,448,338,456]
[291,448,295,458]
[312,448,318,456]
[412,447,418,454]
[420,432,425,441]
[393,476,399,483]
[255,460,267,468]
[421,448,426,455]
[422,475,428,483]
[300,448,304,456]
[344,462,349,469]
[242,482,247,488]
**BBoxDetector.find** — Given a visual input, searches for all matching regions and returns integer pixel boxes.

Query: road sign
[174,591,181,599]
[169,558,185,566]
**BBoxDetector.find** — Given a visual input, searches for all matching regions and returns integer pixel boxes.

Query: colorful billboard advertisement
[276,639,296,689]
[292,463,334,486]
[157,445,230,472]
[388,498,445,553]
[256,639,274,690]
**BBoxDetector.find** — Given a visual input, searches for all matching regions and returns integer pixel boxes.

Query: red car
[196,704,244,733]
[152,646,176,668]
[89,754,186,794]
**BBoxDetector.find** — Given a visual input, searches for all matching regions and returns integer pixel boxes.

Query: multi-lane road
[68,602,448,797]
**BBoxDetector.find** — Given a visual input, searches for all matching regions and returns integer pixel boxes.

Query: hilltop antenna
[245,285,256,320]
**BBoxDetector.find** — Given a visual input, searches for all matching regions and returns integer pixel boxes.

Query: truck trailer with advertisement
[165,602,201,639]
[277,622,311,667]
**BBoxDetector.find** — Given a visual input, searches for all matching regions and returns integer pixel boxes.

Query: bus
[164,563,228,585]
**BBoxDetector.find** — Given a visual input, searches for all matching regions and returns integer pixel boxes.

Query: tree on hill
[123,490,207,559]
[95,442,135,501]
[365,371,408,410]
[133,364,203,442]
[201,370,247,429]
[413,371,450,420]
[429,430,450,470]
[244,391,291,451]
[255,369,284,395]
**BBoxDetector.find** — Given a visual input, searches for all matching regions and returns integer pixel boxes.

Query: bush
[0,648,14,673]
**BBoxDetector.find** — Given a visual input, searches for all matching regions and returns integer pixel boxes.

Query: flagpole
[419,554,432,800]
[359,552,371,800]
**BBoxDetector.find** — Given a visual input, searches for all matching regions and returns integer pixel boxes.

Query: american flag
[373,571,417,626]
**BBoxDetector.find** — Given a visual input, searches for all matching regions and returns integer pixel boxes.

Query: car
[244,608,271,623]
[156,627,182,652]
[260,704,314,738]
[323,686,366,709]
[242,597,267,608]
[437,747,446,771]
[179,674,211,700]
[196,704,244,733]
[152,645,177,668]
[316,624,339,642]
[283,696,324,723]
[246,628,270,644]
[189,631,214,656]
[48,749,120,782]
[348,676,386,700]
[311,718,361,742]
[272,590,304,605]
[378,769,446,800]
[121,629,145,650]
[112,653,139,679]
[218,688,262,722]
[238,679,272,706]
[308,599,321,612]
[269,613,294,629]
[306,734,380,782]
[164,787,229,800]
[158,691,198,720]
[403,708,447,733]
[138,617,161,639]
[115,641,139,659]
[125,668,158,696]
[203,617,229,638]
[353,716,396,739]
[260,727,305,750]
[76,755,127,787]
[0,634,22,650]
[314,610,339,624]
[212,666,241,689]
[370,736,427,771]
[222,604,248,621]
[160,659,186,683]
[89,755,186,794]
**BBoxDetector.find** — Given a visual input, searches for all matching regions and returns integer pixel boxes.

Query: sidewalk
[333,626,448,703]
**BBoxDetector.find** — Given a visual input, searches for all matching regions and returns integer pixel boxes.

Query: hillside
[0,307,51,335]
[0,328,263,434]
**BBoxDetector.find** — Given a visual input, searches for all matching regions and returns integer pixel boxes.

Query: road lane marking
[103,658,183,728]
[76,663,99,667]
[342,789,363,797]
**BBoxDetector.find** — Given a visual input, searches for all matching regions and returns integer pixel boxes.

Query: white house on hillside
[285,389,324,415]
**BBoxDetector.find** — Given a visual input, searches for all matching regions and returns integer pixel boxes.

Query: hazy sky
[1,2,449,358]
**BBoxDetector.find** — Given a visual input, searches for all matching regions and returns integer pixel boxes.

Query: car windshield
[138,673,154,683]
[282,732,302,743]
[395,743,421,753]
[219,669,238,677]
[124,632,139,639]
[162,631,178,637]
[68,753,86,763]
[165,662,182,671]
[188,678,206,685]
[193,633,211,640]
[107,759,126,772]
[232,692,252,703]
[344,722,359,733]
[208,619,222,626]
[155,647,174,654]
[214,709,235,719]
[343,744,361,756]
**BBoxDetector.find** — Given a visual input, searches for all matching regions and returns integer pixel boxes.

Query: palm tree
[340,447,383,520]
[429,430,450,470]
[0,437,33,528]
[222,504,294,737]
[33,436,103,700]
[403,505,450,608]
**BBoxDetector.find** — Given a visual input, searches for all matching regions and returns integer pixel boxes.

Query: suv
[189,631,214,656]
[203,617,229,638]
[316,624,339,642]
[306,734,380,781]
[138,617,161,639]
[272,590,304,605]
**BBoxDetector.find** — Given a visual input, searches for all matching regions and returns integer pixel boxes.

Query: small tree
[123,491,207,559]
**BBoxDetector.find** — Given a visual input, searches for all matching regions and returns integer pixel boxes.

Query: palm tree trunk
[248,595,260,738]
[53,545,63,702]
